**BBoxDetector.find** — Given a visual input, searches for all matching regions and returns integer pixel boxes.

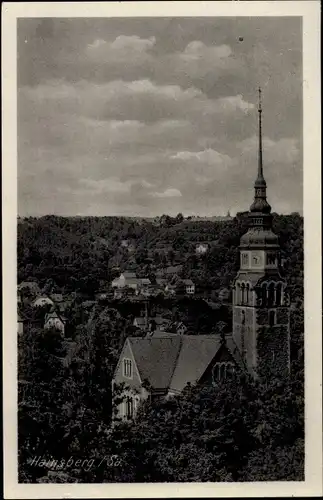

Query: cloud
[86,35,156,62]
[238,136,300,165]
[20,78,254,127]
[79,177,132,194]
[167,41,241,80]
[152,188,182,198]
[17,18,302,216]
[171,149,234,167]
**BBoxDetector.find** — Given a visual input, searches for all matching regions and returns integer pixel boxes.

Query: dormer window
[123,358,132,379]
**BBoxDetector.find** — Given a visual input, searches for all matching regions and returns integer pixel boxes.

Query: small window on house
[125,397,134,419]
[123,358,132,379]
[226,363,235,379]
[269,310,276,327]
[212,364,220,382]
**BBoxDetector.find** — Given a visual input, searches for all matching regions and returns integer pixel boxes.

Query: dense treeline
[18,213,304,482]
[18,213,303,297]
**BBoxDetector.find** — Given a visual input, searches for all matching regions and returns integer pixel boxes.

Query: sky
[17,17,302,217]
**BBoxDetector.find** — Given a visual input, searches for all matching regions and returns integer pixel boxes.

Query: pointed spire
[255,87,266,187]
[249,87,271,216]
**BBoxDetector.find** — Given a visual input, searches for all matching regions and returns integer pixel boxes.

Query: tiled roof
[182,279,194,286]
[128,336,182,389]
[45,311,67,322]
[169,335,222,392]
[127,334,228,392]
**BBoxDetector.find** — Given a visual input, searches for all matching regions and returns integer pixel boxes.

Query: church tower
[232,89,290,379]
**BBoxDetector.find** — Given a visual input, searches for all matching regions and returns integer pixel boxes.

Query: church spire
[256,87,265,187]
[249,87,271,216]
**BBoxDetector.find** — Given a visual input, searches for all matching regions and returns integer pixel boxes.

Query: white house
[182,279,195,295]
[33,296,54,308]
[196,243,209,255]
[44,311,67,334]
[111,272,137,289]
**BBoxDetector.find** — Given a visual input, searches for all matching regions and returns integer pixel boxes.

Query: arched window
[213,364,220,382]
[226,363,235,379]
[269,310,276,327]
[236,283,242,304]
[267,282,275,307]
[213,362,235,382]
[241,283,245,305]
[261,282,267,306]
[246,283,250,305]
[219,364,225,380]
[276,283,282,306]
[125,397,134,419]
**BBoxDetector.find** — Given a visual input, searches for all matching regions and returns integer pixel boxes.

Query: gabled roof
[128,336,182,390]
[45,311,67,323]
[169,335,222,392]
[33,296,54,305]
[182,279,194,286]
[118,334,244,393]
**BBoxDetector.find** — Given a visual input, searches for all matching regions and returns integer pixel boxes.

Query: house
[18,312,24,335]
[18,281,41,294]
[33,296,54,308]
[44,311,67,334]
[182,279,195,295]
[111,271,136,288]
[18,281,41,301]
[165,279,195,296]
[196,243,209,255]
[167,321,187,335]
[112,334,244,421]
[111,272,150,293]
[156,265,183,278]
[133,316,169,331]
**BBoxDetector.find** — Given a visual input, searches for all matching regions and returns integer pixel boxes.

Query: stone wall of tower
[233,305,257,375]
[255,306,290,377]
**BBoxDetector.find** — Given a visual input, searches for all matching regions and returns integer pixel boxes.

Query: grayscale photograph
[16,15,305,484]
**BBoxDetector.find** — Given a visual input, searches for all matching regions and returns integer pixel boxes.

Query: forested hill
[17,213,303,301]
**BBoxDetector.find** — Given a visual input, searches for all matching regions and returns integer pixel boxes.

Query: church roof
[125,334,239,392]
[169,335,222,392]
[128,336,182,389]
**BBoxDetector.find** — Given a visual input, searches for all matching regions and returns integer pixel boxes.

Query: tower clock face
[251,251,262,266]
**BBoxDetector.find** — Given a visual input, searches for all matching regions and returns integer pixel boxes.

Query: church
[112,89,291,421]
